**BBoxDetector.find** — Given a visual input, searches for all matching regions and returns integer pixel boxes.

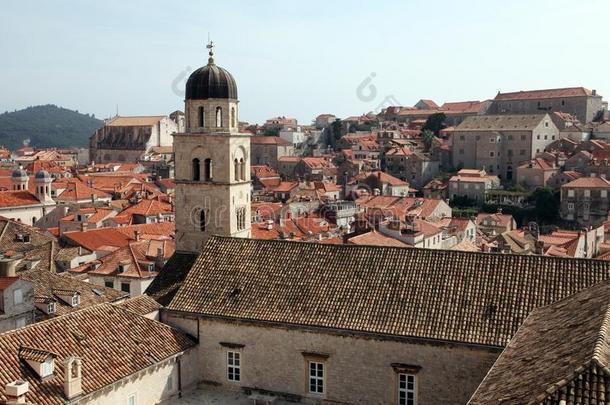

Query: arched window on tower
[198,106,204,127]
[204,158,213,181]
[216,107,222,128]
[231,107,236,128]
[239,158,245,181]
[234,159,239,181]
[199,209,206,231]
[192,158,200,181]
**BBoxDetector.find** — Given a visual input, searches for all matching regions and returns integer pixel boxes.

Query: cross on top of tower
[206,39,215,65]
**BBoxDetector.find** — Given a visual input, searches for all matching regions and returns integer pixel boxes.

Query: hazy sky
[1,0,609,124]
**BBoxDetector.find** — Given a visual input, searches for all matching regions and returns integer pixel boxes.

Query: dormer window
[18,347,57,379]
[47,302,56,314]
[71,294,80,307]
[53,290,81,307]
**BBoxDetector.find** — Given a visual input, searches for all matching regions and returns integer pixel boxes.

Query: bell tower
[174,41,251,252]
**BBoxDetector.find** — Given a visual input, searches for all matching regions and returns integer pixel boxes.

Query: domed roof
[11,168,27,179]
[185,45,237,100]
[35,170,51,180]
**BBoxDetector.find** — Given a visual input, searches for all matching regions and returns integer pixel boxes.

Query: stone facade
[90,115,181,163]
[162,314,499,405]
[0,278,35,333]
[452,114,559,181]
[174,76,251,252]
[488,88,604,124]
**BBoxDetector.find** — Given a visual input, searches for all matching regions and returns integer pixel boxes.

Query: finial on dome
[206,38,215,65]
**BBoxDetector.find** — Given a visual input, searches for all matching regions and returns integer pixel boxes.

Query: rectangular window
[398,373,417,405]
[13,289,23,305]
[568,189,575,197]
[602,190,608,198]
[121,283,131,293]
[584,189,591,198]
[309,361,324,394]
[15,317,26,328]
[128,394,137,405]
[104,280,114,288]
[227,351,241,381]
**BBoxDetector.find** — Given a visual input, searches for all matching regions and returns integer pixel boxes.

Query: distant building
[89,115,182,163]
[560,176,610,226]
[488,87,605,124]
[515,157,558,189]
[452,114,559,181]
[449,169,500,202]
[0,259,35,333]
[250,136,294,169]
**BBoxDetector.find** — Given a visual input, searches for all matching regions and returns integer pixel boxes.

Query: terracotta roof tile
[167,236,610,347]
[0,303,195,405]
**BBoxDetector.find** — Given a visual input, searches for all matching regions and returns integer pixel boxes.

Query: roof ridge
[592,298,610,366]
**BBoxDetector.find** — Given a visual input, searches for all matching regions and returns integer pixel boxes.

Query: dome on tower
[11,168,27,179]
[185,43,238,100]
[35,170,51,180]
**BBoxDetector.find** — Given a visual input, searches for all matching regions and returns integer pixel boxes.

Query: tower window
[234,159,239,181]
[198,106,204,127]
[239,158,245,181]
[204,158,213,181]
[236,207,246,231]
[192,158,201,181]
[231,107,236,128]
[216,106,222,128]
[199,209,206,231]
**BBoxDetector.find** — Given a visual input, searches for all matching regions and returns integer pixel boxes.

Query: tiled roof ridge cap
[204,235,610,264]
[592,299,610,366]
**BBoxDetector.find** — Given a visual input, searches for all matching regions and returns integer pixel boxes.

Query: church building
[173,42,251,252]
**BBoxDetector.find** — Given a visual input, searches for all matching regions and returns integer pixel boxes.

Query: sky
[1,0,609,125]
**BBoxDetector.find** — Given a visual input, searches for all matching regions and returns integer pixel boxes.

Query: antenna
[116,104,119,117]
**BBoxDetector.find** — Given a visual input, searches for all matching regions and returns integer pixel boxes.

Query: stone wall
[162,313,499,405]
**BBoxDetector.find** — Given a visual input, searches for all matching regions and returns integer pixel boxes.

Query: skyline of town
[2,0,610,123]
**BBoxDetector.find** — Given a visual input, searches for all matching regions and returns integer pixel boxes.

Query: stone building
[149,236,610,405]
[452,114,559,181]
[488,87,605,124]
[250,136,294,169]
[89,114,183,163]
[560,176,610,226]
[449,169,500,202]
[0,169,55,226]
[173,43,251,252]
[515,157,558,189]
[0,258,35,332]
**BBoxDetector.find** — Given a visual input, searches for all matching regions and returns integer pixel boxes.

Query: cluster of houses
[1,75,610,404]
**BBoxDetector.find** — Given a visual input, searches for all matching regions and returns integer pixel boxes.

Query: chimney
[134,230,141,242]
[0,257,18,277]
[593,89,597,96]
[5,380,29,405]
[63,356,83,400]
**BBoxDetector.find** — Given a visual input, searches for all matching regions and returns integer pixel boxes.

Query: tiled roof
[21,269,127,317]
[455,114,549,131]
[0,303,195,405]
[273,181,299,193]
[251,165,279,178]
[116,294,162,316]
[348,230,408,247]
[0,277,19,290]
[440,100,487,113]
[0,190,41,207]
[250,136,291,145]
[145,252,199,306]
[469,280,610,405]
[106,115,165,126]
[57,181,111,202]
[118,199,172,217]
[356,171,408,186]
[167,236,610,347]
[562,177,610,189]
[494,87,596,101]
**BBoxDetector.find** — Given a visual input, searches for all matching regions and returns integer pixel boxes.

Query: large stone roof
[469,279,610,404]
[166,236,610,347]
[454,114,550,132]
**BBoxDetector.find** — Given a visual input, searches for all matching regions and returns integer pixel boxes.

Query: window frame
[227,350,241,382]
[308,360,325,395]
[397,373,417,405]
[13,288,23,305]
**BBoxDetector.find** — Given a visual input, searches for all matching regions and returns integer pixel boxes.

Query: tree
[530,187,560,224]
[422,112,447,136]
[422,129,435,151]
[330,119,342,150]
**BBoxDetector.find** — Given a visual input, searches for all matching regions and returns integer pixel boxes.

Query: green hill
[0,104,103,150]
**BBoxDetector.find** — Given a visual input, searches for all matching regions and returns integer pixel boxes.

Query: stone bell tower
[174,41,251,252]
